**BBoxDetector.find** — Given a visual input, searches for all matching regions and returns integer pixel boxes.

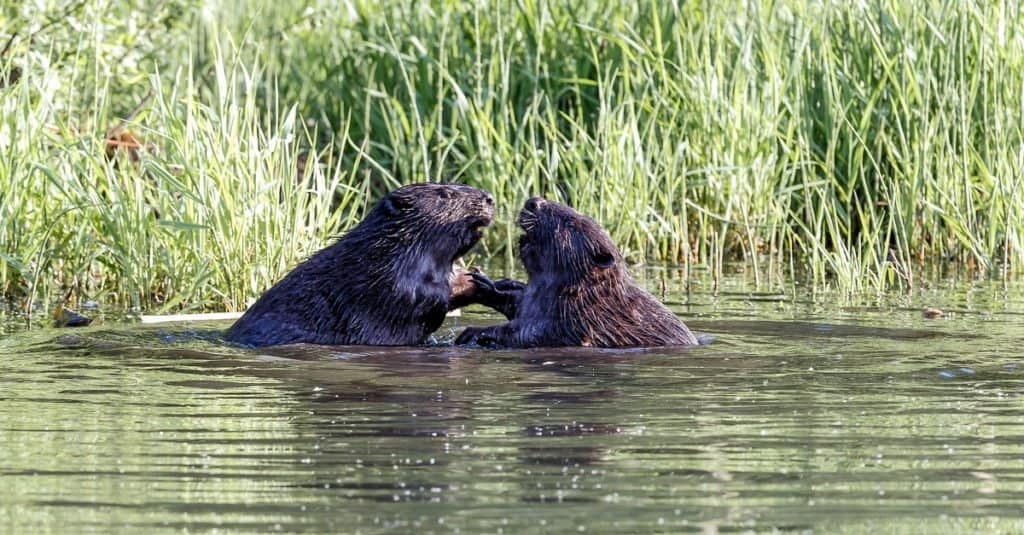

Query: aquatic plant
[1,0,1023,312]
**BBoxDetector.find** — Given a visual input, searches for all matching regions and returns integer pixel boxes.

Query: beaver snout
[476,196,496,222]
[466,188,495,217]
[523,197,547,213]
[518,197,547,230]
[451,184,495,207]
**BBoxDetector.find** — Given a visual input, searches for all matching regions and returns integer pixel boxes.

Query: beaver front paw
[455,326,502,348]
[468,273,524,319]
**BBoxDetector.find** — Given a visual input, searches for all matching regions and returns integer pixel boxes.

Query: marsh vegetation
[2,0,1023,314]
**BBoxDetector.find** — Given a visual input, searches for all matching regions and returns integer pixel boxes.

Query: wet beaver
[456,197,698,348]
[226,183,495,347]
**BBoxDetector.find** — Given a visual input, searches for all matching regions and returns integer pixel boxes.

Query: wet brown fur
[226,183,494,347]
[457,197,697,348]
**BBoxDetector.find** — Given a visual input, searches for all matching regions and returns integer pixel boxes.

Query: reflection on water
[2,275,1024,532]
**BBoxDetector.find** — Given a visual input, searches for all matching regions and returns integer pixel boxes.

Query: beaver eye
[593,251,615,268]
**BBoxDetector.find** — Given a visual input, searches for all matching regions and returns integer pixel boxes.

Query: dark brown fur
[226,183,494,347]
[456,197,697,348]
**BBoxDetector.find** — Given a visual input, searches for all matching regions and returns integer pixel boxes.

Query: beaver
[456,197,698,348]
[226,183,495,347]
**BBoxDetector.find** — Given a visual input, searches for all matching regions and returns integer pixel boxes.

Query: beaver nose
[524,197,546,212]
[483,192,494,206]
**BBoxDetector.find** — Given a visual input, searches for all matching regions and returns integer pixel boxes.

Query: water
[2,275,1024,533]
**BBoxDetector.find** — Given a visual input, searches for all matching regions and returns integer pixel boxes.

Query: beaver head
[359,183,495,264]
[517,197,623,285]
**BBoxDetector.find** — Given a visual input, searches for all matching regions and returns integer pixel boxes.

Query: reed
[1,0,1022,312]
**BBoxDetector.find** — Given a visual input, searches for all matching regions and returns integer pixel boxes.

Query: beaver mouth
[517,210,538,233]
[469,215,492,239]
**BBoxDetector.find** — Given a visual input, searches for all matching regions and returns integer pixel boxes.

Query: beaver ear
[593,251,616,269]
[381,194,412,214]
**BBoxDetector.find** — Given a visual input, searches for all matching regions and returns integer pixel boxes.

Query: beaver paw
[492,277,526,294]
[455,326,501,348]
[449,266,491,310]
[469,273,524,319]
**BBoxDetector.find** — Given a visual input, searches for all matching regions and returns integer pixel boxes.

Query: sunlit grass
[2,0,1023,313]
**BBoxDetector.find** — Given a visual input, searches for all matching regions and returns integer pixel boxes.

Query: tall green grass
[2,0,1023,313]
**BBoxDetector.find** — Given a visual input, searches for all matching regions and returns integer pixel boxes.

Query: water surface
[2,274,1023,533]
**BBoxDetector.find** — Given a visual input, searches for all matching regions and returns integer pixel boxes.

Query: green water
[2,275,1024,533]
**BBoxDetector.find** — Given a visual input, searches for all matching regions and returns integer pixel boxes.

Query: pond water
[1,273,1023,533]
